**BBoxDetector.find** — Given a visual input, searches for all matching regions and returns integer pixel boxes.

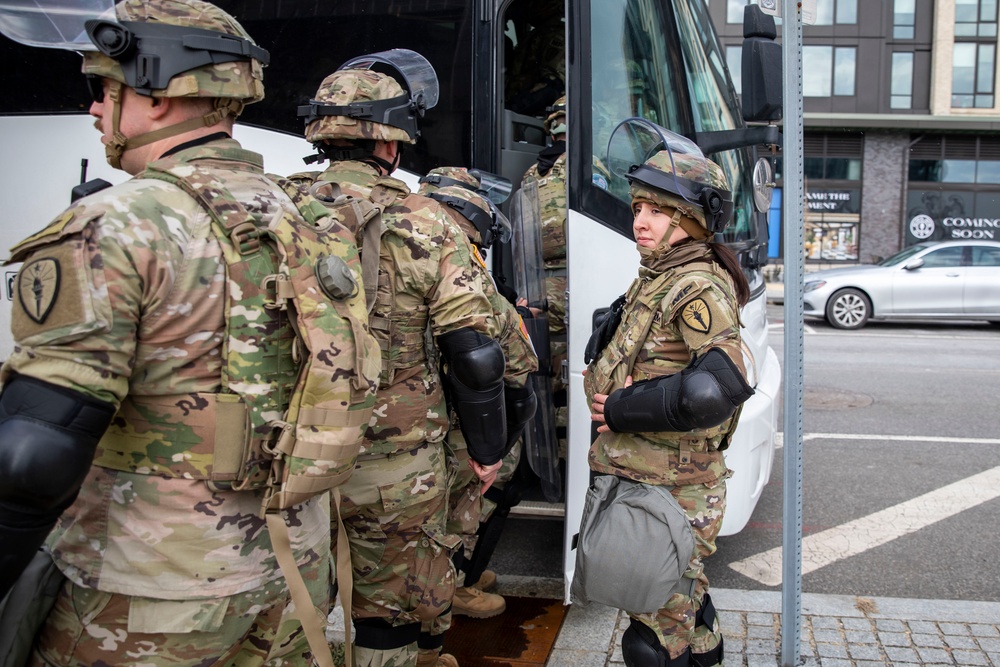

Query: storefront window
[805,189,861,261]
[905,189,1000,244]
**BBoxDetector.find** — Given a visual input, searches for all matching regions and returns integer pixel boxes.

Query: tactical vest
[586,260,742,452]
[92,158,380,514]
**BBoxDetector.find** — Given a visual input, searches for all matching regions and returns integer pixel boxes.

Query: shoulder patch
[681,298,712,333]
[17,257,61,324]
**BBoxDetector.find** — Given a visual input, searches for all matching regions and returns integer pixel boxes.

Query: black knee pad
[622,620,672,667]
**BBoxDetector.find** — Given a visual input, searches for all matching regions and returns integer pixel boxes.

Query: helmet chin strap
[661,208,686,250]
[103,80,244,170]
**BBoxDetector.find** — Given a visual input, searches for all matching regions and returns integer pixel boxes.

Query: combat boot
[416,649,460,667]
[469,569,497,592]
[452,585,506,618]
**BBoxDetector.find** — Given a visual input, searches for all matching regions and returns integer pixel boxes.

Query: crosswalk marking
[728,464,1000,587]
[775,432,1000,450]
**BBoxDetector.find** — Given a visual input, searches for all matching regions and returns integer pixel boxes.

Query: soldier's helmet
[418,166,482,196]
[0,0,268,105]
[428,184,512,250]
[419,166,513,207]
[301,49,439,145]
[544,95,567,136]
[608,118,733,235]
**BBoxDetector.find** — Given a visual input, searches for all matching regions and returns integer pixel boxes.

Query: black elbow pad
[437,328,508,465]
[503,382,537,454]
[604,348,754,434]
[0,375,115,599]
[0,375,115,510]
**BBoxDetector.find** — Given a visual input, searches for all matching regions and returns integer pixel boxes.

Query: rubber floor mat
[441,596,568,666]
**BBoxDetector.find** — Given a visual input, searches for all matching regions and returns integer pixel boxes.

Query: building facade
[711,0,1000,265]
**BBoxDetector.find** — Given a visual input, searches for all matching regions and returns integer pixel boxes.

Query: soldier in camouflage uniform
[0,1,380,666]
[584,125,755,667]
[417,168,538,626]
[292,53,509,667]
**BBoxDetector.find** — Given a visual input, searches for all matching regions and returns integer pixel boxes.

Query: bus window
[673,1,757,247]
[214,1,475,176]
[590,0,686,202]
[503,0,565,118]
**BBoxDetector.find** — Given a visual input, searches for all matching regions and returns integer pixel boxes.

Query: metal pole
[780,0,804,665]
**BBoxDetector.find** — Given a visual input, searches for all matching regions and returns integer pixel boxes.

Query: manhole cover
[804,387,874,410]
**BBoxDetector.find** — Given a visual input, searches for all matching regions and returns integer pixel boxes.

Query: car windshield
[879,244,930,266]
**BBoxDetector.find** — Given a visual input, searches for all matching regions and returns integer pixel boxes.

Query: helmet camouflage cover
[429,184,507,248]
[629,149,732,235]
[304,69,416,145]
[544,94,567,136]
[81,0,265,104]
[417,166,482,196]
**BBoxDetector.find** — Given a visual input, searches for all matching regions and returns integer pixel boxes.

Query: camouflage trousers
[339,441,460,667]
[418,438,523,651]
[629,479,727,664]
[444,438,522,566]
[27,558,329,667]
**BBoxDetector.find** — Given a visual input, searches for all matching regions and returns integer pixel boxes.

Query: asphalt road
[493,306,1000,603]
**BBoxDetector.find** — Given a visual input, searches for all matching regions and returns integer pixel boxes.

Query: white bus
[0,0,782,601]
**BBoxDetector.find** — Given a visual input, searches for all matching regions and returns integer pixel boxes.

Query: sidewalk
[544,586,1000,667]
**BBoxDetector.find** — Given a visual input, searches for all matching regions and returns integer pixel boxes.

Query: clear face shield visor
[336,48,439,134]
[476,170,513,206]
[606,118,733,234]
[0,0,112,50]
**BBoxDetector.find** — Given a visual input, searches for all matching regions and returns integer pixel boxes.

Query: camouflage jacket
[295,161,498,457]
[583,242,747,486]
[1,139,330,598]
[521,152,567,269]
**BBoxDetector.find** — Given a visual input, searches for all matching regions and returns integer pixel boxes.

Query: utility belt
[544,266,567,277]
[95,393,370,491]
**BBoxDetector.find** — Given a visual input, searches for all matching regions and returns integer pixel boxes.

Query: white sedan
[802,240,1000,329]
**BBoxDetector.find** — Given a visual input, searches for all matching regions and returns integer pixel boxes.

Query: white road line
[729,465,1000,587]
[774,432,1000,449]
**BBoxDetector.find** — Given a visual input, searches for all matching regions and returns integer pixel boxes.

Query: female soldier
[584,124,755,667]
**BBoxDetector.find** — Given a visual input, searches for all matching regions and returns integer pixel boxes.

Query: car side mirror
[903,258,925,270]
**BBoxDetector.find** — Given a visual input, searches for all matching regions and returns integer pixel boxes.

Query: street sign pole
[780,0,805,665]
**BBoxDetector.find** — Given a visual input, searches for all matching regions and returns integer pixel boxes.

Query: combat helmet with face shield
[0,0,269,169]
[606,118,733,246]
[298,49,439,163]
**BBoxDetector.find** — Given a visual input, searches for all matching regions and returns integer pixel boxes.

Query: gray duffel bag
[571,474,696,614]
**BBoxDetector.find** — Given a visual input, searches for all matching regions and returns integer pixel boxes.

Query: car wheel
[826,288,870,330]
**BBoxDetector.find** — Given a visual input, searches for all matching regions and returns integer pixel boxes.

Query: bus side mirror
[741,5,782,123]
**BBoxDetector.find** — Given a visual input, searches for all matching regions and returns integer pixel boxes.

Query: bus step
[510,500,565,518]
